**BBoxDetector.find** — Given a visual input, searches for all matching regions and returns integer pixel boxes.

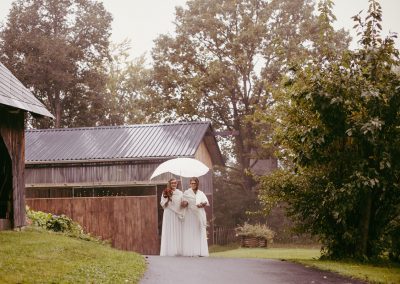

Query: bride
[159,178,184,256]
[181,177,209,257]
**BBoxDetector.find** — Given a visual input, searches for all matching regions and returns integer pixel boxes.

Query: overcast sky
[0,0,399,60]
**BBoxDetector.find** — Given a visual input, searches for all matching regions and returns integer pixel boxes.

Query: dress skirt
[160,208,183,256]
[182,208,209,257]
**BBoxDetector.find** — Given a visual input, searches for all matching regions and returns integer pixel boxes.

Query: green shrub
[235,223,275,242]
[388,218,400,262]
[26,207,105,244]
[26,209,52,228]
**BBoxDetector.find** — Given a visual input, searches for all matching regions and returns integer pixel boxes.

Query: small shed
[25,122,224,254]
[0,63,53,230]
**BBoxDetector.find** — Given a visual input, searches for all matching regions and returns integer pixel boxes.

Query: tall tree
[104,40,151,125]
[259,0,400,259]
[147,0,349,190]
[0,0,112,128]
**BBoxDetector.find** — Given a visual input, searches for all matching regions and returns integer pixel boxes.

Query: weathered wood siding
[0,111,25,228]
[26,162,162,184]
[195,141,213,169]
[27,196,159,254]
[0,219,11,230]
[26,162,214,194]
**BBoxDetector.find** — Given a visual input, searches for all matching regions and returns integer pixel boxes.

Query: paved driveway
[140,256,366,284]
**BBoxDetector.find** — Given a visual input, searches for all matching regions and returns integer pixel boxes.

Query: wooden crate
[241,236,267,248]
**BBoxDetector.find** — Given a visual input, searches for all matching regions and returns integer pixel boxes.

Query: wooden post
[0,111,26,228]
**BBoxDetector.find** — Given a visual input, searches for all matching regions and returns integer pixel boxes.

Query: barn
[25,122,224,254]
[0,62,53,230]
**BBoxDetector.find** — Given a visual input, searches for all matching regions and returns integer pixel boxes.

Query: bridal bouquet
[163,188,173,200]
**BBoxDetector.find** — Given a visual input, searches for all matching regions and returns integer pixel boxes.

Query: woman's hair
[189,177,199,190]
[167,178,177,189]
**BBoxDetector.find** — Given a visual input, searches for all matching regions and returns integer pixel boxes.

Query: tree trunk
[358,188,372,257]
[55,92,61,128]
[235,120,256,191]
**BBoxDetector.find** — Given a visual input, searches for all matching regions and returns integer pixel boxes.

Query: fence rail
[213,226,237,245]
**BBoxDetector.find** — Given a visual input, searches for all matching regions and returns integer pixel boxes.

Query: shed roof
[26,122,224,165]
[0,63,54,118]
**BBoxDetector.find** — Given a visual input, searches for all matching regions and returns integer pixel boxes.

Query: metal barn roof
[26,122,223,165]
[0,63,54,118]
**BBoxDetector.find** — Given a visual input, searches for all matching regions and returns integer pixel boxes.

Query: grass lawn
[0,227,146,283]
[297,260,400,284]
[210,244,400,284]
[211,246,321,260]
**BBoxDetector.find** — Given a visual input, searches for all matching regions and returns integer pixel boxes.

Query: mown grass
[209,243,241,253]
[297,260,400,284]
[210,244,400,284]
[0,227,146,283]
[210,246,321,260]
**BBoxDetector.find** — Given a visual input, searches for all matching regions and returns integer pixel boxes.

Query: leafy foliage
[104,40,152,125]
[147,0,349,190]
[0,0,112,128]
[213,166,264,226]
[259,0,400,260]
[26,207,104,243]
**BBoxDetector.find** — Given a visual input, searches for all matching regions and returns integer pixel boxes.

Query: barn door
[0,133,12,229]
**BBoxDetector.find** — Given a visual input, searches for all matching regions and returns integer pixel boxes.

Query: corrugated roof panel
[25,122,213,163]
[124,126,147,158]
[137,125,161,157]
[180,123,208,156]
[143,125,168,157]
[152,126,177,157]
[151,124,185,157]
[170,124,194,156]
[114,128,133,155]
[166,126,186,156]
[0,63,54,118]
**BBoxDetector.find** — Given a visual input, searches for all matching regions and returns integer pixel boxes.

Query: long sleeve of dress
[195,190,209,206]
[160,195,169,208]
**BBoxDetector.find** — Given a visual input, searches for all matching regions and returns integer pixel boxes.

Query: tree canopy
[146,0,349,190]
[0,0,112,128]
[259,0,400,260]
[104,40,151,126]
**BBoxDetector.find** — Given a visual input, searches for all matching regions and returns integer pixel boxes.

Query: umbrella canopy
[150,158,210,179]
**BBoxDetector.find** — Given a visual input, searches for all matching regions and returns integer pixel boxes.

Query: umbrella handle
[179,176,184,192]
[180,171,183,191]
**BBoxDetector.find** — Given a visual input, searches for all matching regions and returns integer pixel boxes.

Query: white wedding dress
[182,188,209,257]
[160,189,184,256]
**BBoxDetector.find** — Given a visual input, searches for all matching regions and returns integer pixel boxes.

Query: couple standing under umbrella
[160,177,209,257]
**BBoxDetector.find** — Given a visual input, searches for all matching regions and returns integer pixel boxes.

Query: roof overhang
[0,63,54,118]
[204,125,225,166]
[25,156,194,166]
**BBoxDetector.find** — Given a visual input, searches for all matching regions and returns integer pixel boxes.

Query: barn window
[26,185,157,198]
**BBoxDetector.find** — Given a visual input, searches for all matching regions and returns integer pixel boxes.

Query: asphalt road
[140,256,366,284]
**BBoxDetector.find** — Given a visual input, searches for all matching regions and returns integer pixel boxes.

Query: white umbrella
[150,157,210,179]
